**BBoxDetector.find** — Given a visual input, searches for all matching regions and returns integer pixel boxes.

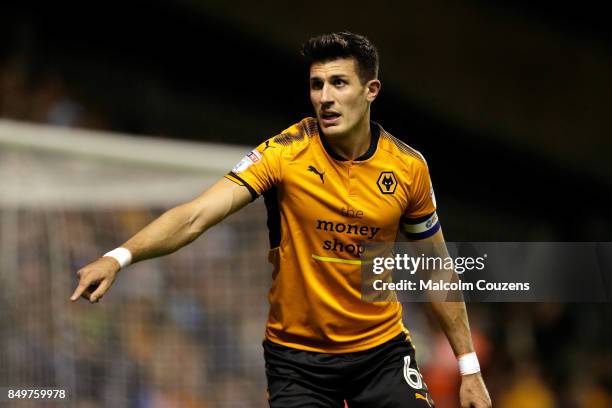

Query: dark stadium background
[1,1,610,407]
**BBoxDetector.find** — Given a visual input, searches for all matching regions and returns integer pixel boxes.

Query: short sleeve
[400,159,441,240]
[225,138,283,200]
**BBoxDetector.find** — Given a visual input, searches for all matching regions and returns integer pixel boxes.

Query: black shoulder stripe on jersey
[227,172,258,201]
[380,130,426,164]
[274,132,299,146]
[263,187,281,248]
[273,118,317,146]
[302,118,319,138]
[274,128,307,145]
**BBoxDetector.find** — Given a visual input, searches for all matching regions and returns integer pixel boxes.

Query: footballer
[71,32,492,407]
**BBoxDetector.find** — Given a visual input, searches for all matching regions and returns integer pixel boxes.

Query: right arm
[70,177,253,303]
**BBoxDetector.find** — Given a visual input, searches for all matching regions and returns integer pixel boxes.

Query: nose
[320,83,334,104]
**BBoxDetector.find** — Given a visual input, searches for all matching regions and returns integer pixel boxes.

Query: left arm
[413,228,492,408]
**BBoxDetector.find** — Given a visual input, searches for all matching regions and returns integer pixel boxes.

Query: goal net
[0,120,272,407]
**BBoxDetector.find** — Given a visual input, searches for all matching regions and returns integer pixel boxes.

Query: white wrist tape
[103,247,132,268]
[458,352,480,375]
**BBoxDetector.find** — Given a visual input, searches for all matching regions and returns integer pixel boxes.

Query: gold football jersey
[226,117,440,353]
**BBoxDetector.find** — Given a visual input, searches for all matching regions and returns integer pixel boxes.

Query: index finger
[70,280,92,301]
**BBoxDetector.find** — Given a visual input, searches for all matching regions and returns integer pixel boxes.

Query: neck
[325,114,371,161]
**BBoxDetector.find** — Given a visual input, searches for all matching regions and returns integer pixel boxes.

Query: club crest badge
[377,171,397,194]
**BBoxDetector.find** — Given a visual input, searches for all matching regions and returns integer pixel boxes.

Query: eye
[310,80,323,90]
[333,78,346,87]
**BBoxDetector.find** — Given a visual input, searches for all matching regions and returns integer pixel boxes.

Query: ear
[365,79,381,102]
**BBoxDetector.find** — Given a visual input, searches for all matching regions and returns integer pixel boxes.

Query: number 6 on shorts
[403,355,423,389]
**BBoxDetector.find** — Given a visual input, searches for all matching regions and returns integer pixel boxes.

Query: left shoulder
[375,123,429,168]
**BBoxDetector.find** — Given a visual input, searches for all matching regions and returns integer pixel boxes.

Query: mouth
[320,111,341,125]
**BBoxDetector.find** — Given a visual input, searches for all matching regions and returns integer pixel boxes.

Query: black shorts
[263,333,435,408]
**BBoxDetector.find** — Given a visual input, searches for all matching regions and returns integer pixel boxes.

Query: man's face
[309,58,380,137]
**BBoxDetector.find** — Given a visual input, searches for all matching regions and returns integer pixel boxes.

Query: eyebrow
[309,74,349,82]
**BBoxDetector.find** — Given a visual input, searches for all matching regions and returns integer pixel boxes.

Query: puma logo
[263,140,275,151]
[307,165,325,184]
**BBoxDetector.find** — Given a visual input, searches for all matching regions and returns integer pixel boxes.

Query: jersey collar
[318,121,381,162]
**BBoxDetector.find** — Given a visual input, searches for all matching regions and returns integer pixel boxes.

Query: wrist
[457,352,480,376]
[103,247,132,269]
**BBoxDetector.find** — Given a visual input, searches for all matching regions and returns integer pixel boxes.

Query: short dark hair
[301,31,379,84]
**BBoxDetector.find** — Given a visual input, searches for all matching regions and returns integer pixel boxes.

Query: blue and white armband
[401,212,441,240]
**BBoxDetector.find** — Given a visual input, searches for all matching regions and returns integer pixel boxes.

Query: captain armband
[401,212,440,240]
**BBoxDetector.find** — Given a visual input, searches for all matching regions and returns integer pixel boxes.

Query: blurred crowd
[411,303,610,407]
[0,206,272,407]
[0,56,108,130]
